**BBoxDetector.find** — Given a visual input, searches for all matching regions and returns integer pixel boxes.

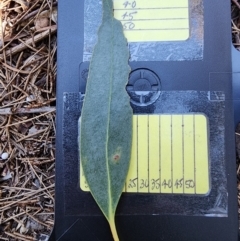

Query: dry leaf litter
[0,0,57,240]
[232,0,240,222]
[0,0,240,240]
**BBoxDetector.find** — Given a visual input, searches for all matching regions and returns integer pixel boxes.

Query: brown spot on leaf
[113,154,120,162]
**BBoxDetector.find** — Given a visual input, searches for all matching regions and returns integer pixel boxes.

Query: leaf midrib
[105,0,114,220]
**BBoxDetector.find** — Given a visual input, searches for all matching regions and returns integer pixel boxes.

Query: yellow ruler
[80,114,210,195]
[113,0,190,42]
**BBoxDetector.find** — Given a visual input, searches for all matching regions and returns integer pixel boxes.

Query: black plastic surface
[62,91,228,218]
[51,0,239,240]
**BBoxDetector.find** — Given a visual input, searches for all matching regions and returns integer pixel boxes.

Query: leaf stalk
[109,217,119,241]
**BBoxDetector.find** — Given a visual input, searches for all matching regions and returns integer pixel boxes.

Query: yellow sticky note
[113,0,190,42]
[80,114,210,195]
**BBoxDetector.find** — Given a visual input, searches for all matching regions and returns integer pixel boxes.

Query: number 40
[123,1,136,8]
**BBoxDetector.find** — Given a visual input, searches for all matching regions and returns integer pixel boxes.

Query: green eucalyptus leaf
[79,0,132,240]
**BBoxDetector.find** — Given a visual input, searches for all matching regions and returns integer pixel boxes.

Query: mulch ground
[0,0,240,240]
[232,0,240,221]
[0,1,56,240]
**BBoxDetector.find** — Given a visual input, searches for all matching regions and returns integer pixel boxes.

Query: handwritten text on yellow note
[113,0,190,42]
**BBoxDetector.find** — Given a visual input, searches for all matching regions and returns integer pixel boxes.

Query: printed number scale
[81,114,210,195]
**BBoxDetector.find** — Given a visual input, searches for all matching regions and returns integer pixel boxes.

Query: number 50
[123,22,135,30]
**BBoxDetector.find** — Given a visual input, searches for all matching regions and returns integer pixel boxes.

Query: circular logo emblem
[126,69,161,106]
